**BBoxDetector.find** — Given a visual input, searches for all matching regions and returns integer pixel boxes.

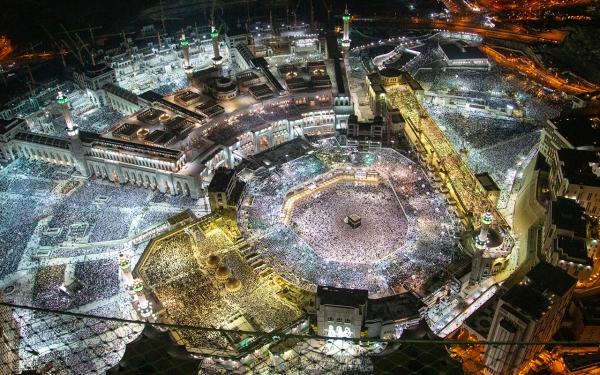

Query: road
[352,18,566,44]
[481,45,594,94]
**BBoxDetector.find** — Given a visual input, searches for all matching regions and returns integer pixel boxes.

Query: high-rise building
[57,91,91,177]
[483,261,577,375]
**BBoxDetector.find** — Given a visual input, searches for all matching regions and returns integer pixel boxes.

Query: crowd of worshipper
[15,300,139,375]
[0,155,199,284]
[31,259,120,311]
[137,224,300,350]
[408,65,563,208]
[73,106,127,134]
[239,146,459,295]
[290,182,409,263]
[383,82,532,223]
[267,52,327,66]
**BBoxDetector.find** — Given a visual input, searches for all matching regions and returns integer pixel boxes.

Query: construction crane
[156,0,183,35]
[61,40,82,65]
[58,25,102,46]
[210,0,218,31]
[195,22,202,55]
[60,24,83,64]
[76,34,95,65]
[136,32,166,50]
[293,0,302,28]
[322,0,333,21]
[94,31,135,40]
[41,25,67,69]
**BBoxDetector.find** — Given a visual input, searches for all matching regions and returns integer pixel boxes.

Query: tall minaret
[180,33,194,85]
[211,27,223,67]
[57,91,90,177]
[342,5,351,48]
[469,211,493,286]
[475,211,493,250]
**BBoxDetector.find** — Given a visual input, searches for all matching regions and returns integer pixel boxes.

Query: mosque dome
[206,254,221,267]
[225,278,242,293]
[216,265,232,282]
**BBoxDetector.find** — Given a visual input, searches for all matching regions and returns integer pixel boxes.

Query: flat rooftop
[366,292,424,323]
[558,148,600,187]
[524,260,577,298]
[549,115,600,148]
[476,172,500,192]
[207,168,236,192]
[317,286,368,308]
[551,197,587,238]
[440,44,488,61]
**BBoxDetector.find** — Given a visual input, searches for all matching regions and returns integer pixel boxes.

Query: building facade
[316,286,368,339]
[483,262,577,375]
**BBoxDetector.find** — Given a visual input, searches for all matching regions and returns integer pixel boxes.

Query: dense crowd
[139,224,300,349]
[241,147,458,294]
[291,182,408,263]
[409,65,563,207]
[31,259,119,311]
[73,107,126,134]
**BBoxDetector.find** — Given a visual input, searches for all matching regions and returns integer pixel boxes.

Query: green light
[211,31,219,38]
[58,98,67,104]
[181,40,189,46]
[343,15,350,21]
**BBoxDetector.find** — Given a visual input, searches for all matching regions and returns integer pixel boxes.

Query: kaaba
[347,214,361,229]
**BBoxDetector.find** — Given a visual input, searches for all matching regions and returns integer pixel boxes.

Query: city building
[316,286,368,338]
[72,64,118,107]
[572,90,600,109]
[0,118,28,162]
[549,149,600,216]
[207,167,245,210]
[571,297,600,341]
[539,114,600,176]
[439,43,490,70]
[344,115,385,148]
[364,292,425,340]
[483,261,577,375]
[543,197,595,283]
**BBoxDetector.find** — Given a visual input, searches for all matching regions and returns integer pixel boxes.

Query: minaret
[342,5,351,48]
[211,27,223,67]
[180,33,194,85]
[119,253,134,285]
[475,211,493,250]
[469,211,493,286]
[57,91,90,177]
[132,278,153,320]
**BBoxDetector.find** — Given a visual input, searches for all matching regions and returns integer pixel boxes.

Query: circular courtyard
[239,147,460,295]
[287,180,408,263]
